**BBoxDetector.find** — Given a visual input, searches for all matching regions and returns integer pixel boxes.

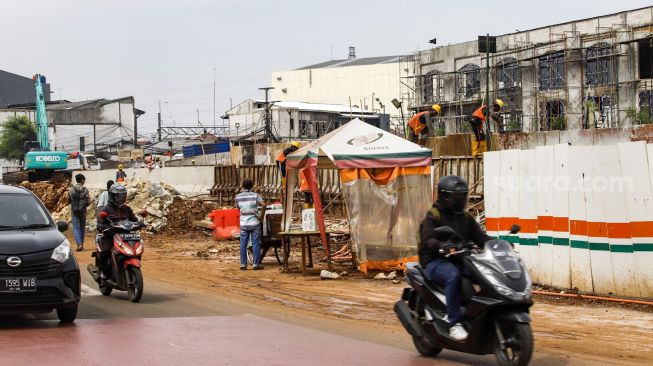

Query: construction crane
[23,74,70,182]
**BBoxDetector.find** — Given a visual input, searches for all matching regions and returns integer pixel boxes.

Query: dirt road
[69,232,652,365]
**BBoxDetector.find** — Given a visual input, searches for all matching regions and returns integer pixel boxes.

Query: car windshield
[85,155,99,166]
[0,194,52,229]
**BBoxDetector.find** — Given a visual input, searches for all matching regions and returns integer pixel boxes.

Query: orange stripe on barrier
[587,222,608,238]
[518,218,538,233]
[486,217,499,231]
[569,220,587,236]
[498,217,520,231]
[630,222,653,237]
[553,217,569,232]
[606,222,631,239]
[537,216,553,231]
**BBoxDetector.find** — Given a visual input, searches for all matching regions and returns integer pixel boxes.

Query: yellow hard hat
[494,99,505,109]
[432,104,442,114]
[118,164,124,169]
[290,141,301,149]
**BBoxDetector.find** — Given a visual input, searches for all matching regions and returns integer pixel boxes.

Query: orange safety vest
[407,111,429,135]
[276,151,286,163]
[299,170,310,192]
[472,105,487,122]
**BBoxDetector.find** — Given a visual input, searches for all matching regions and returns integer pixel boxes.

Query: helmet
[108,184,128,207]
[437,175,469,214]
[290,141,302,149]
[431,104,442,114]
[494,99,505,110]
[118,163,124,170]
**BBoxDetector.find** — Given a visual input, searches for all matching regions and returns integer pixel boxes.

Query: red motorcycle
[87,212,146,303]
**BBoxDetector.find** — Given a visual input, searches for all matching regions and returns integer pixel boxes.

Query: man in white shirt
[97,180,114,209]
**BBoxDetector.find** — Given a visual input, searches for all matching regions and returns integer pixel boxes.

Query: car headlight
[51,239,72,263]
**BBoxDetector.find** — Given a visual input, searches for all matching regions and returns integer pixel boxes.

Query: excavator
[23,74,98,182]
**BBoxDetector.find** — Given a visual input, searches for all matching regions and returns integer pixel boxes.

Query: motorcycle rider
[96,184,138,280]
[419,175,491,341]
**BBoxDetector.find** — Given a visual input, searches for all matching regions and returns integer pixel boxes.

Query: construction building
[270,50,408,131]
[0,70,51,107]
[403,6,653,135]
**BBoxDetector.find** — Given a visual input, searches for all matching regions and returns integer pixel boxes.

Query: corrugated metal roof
[295,55,403,70]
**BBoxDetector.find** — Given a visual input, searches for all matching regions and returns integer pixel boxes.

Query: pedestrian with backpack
[69,173,90,251]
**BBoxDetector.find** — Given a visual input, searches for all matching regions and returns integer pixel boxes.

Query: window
[497,57,520,90]
[421,71,444,104]
[638,38,653,79]
[540,100,565,130]
[585,95,615,129]
[457,64,480,98]
[585,43,612,86]
[539,52,566,90]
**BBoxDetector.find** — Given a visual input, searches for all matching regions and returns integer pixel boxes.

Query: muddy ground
[72,231,652,365]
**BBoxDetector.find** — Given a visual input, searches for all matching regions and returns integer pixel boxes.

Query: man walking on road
[236,178,266,270]
[69,173,89,251]
[97,180,114,209]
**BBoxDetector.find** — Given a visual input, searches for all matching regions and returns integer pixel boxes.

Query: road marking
[81,283,102,296]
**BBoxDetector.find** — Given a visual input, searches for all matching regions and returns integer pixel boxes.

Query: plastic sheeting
[341,167,432,270]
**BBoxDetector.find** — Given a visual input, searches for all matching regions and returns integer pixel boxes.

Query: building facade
[270,54,408,131]
[405,6,653,135]
[0,70,51,107]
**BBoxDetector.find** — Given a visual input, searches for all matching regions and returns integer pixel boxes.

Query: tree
[0,115,36,162]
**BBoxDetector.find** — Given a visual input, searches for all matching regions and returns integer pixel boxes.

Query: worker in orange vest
[469,99,504,157]
[407,104,441,146]
[299,169,313,209]
[276,141,301,189]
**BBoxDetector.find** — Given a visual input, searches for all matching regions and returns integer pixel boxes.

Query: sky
[1,0,652,137]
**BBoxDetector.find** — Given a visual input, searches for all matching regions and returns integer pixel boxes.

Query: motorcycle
[394,225,534,366]
[87,212,146,303]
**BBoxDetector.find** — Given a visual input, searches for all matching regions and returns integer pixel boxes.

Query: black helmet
[108,184,128,207]
[437,175,469,214]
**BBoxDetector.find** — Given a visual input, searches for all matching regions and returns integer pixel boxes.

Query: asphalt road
[0,261,622,366]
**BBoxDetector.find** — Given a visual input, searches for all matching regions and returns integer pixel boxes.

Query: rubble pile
[21,182,70,212]
[159,197,219,233]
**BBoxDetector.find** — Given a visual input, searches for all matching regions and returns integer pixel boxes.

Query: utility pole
[157,100,166,142]
[213,64,216,136]
[485,34,492,151]
[259,87,276,142]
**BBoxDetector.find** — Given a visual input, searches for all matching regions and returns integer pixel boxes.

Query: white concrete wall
[485,141,653,299]
[271,62,406,119]
[77,166,215,197]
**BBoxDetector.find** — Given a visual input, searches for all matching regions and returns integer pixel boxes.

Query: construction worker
[116,164,126,183]
[407,104,441,146]
[276,141,301,188]
[469,99,504,157]
[299,169,313,209]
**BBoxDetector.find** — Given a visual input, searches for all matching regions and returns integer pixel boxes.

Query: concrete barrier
[75,166,215,196]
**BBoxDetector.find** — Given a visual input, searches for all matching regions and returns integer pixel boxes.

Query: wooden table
[279,231,333,275]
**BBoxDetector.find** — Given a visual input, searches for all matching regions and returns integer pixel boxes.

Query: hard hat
[431,104,442,114]
[290,141,301,149]
[494,99,505,109]
[118,163,124,170]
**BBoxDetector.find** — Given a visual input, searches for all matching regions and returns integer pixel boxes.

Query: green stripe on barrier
[519,238,539,246]
[589,242,610,251]
[499,235,519,244]
[634,243,653,252]
[553,237,569,246]
[610,245,634,253]
[538,236,553,244]
[570,240,589,249]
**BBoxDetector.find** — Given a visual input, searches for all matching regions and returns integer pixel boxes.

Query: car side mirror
[510,224,521,235]
[57,221,69,232]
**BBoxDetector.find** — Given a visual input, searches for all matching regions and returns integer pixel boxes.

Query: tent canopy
[286,118,432,170]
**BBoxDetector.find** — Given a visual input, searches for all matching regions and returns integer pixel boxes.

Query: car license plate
[0,277,37,293]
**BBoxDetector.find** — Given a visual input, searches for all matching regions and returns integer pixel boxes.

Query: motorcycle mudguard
[123,258,141,268]
[495,310,531,324]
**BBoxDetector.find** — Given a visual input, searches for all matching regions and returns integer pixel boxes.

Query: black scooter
[394,225,533,366]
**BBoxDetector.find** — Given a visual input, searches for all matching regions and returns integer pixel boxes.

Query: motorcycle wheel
[99,284,112,296]
[494,323,533,366]
[126,267,144,303]
[412,335,442,357]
